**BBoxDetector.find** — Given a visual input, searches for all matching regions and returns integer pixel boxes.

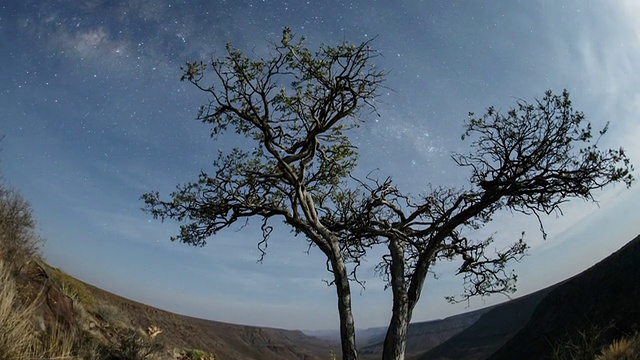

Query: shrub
[94,304,129,325]
[107,328,164,360]
[0,178,42,272]
[177,348,215,360]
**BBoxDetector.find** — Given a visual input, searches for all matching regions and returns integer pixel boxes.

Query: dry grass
[37,324,75,360]
[0,261,39,360]
[553,323,640,360]
[552,322,611,360]
[0,260,81,360]
[595,333,640,360]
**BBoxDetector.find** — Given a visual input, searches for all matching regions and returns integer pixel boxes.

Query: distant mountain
[357,307,493,359]
[303,329,343,344]
[304,325,390,347]
[304,307,492,359]
[417,285,556,360]
[489,234,640,360]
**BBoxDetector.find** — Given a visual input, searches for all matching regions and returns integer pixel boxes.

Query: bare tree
[142,28,383,360]
[142,28,634,360]
[340,90,634,359]
[0,172,42,271]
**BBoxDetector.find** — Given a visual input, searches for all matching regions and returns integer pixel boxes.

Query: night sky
[1,1,639,330]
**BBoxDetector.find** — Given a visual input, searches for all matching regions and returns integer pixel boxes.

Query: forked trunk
[302,191,358,359]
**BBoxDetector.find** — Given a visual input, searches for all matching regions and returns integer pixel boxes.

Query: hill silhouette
[410,234,640,360]
[489,234,640,359]
[417,284,556,360]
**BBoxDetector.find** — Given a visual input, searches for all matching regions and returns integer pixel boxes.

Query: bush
[177,348,216,360]
[94,304,128,325]
[106,328,164,360]
[0,178,42,271]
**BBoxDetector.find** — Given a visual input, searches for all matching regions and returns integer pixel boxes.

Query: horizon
[2,0,640,330]
[34,230,640,332]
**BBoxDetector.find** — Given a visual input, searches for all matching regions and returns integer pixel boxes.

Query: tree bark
[299,189,358,360]
[382,237,410,360]
[331,251,358,360]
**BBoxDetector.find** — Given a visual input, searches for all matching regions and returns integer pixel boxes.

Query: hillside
[417,284,556,360]
[81,270,336,359]
[11,259,337,360]
[489,234,640,359]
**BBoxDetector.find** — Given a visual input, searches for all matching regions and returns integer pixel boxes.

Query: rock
[17,261,77,331]
[44,282,76,329]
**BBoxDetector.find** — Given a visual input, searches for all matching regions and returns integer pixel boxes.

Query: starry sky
[1,1,639,331]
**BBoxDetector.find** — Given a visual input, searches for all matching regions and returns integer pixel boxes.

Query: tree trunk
[299,191,358,359]
[382,298,409,360]
[382,237,410,360]
[331,253,358,360]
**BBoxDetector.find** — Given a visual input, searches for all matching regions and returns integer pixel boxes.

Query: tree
[142,29,634,360]
[142,28,383,360]
[339,90,634,359]
[0,153,42,272]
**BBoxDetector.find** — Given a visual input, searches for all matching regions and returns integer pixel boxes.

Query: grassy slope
[38,260,338,360]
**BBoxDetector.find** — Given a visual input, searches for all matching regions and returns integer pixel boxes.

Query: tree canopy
[142,29,634,360]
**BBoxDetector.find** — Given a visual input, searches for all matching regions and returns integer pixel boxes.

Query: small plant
[147,325,163,338]
[72,331,106,360]
[108,328,164,360]
[177,348,215,360]
[329,349,338,360]
[94,303,129,325]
